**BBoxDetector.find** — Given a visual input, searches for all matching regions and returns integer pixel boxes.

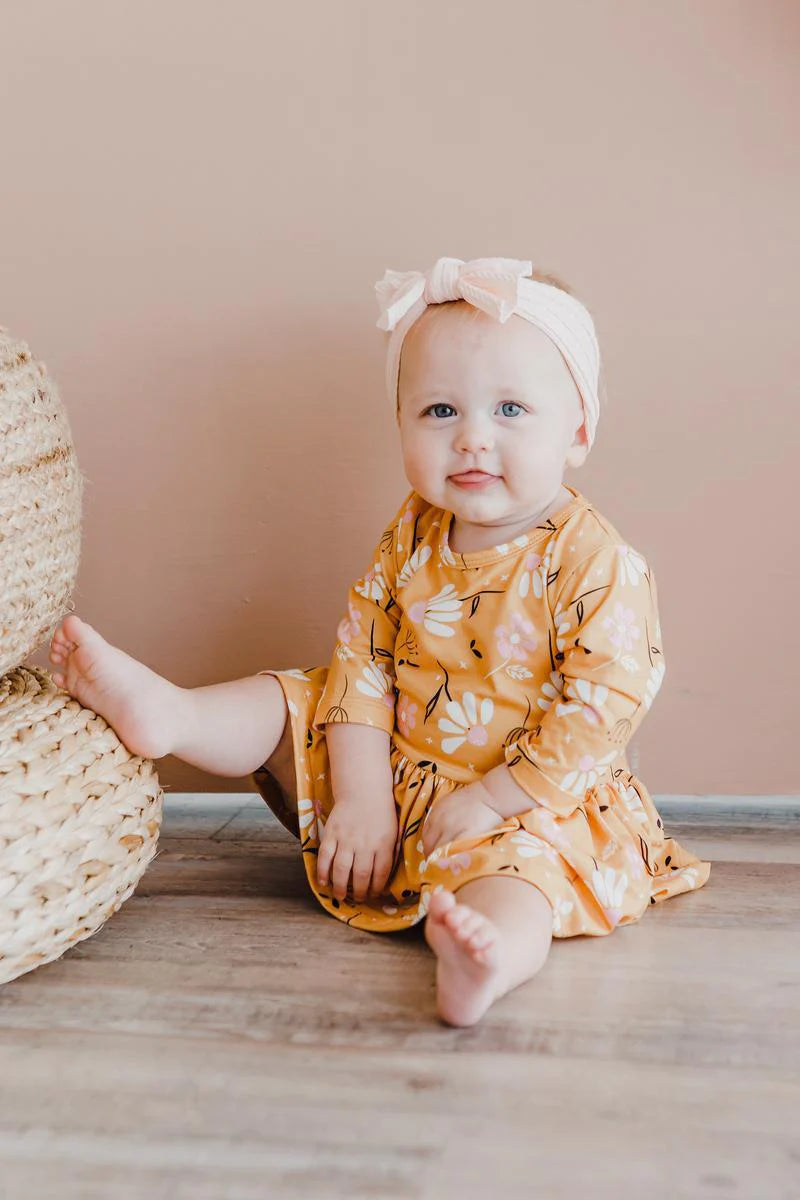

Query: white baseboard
[163,793,800,811]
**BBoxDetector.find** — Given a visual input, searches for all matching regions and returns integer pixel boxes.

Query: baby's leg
[424,877,553,1027]
[49,615,288,777]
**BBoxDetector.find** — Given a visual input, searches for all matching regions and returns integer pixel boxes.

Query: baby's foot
[424,890,504,1027]
[48,614,184,759]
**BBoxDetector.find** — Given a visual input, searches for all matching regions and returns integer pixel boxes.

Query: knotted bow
[376,257,534,332]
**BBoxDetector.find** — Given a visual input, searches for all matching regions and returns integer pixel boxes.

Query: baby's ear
[565,421,589,469]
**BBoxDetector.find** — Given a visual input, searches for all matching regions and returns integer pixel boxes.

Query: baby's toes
[449,907,484,944]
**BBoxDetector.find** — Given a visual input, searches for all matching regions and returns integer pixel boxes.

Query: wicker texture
[0,667,163,985]
[0,326,83,675]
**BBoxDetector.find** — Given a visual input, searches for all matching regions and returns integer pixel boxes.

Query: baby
[49,256,711,1026]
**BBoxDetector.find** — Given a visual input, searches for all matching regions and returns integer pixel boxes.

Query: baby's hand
[316,792,399,903]
[421,785,505,858]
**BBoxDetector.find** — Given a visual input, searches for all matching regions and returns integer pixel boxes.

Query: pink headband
[375,256,601,449]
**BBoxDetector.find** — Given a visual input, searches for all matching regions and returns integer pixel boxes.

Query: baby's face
[397,302,588,529]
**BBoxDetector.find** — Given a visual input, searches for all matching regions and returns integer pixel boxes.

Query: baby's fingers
[330,846,355,901]
[369,844,396,897]
[316,831,337,888]
[351,853,375,902]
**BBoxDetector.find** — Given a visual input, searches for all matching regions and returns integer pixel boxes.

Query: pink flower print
[434,851,473,875]
[602,602,641,651]
[495,612,538,662]
[336,602,362,645]
[397,695,418,734]
[408,600,425,624]
[518,551,545,600]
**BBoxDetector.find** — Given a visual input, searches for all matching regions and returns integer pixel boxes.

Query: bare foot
[48,614,185,759]
[424,890,505,1026]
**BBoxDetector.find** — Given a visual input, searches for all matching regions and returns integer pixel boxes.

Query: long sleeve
[312,494,413,734]
[505,543,666,818]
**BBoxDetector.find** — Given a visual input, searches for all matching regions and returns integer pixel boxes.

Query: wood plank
[0,795,797,1199]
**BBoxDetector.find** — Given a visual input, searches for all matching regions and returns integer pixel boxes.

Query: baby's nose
[456,419,494,454]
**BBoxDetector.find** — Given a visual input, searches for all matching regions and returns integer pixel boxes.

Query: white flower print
[552,601,572,653]
[510,832,559,863]
[298,796,325,842]
[616,780,648,825]
[644,660,666,709]
[591,865,629,923]
[354,562,386,603]
[623,841,648,878]
[675,866,700,888]
[408,584,462,637]
[555,679,609,725]
[416,884,445,919]
[560,750,619,798]
[518,547,547,600]
[620,654,639,674]
[616,544,647,587]
[282,669,311,681]
[550,896,573,934]
[397,544,432,588]
[536,670,565,712]
[355,661,395,705]
[439,692,494,755]
[602,602,641,652]
[335,643,354,662]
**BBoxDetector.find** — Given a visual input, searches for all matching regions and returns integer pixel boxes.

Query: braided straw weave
[0,326,83,675]
[0,667,163,985]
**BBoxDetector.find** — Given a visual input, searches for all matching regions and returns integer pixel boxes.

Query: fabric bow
[375,256,534,332]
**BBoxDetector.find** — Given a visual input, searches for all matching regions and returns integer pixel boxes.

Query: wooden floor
[0,795,797,1200]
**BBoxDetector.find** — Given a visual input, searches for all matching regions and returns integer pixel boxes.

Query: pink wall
[9,2,798,794]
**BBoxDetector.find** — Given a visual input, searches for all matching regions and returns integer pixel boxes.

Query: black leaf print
[380,529,394,554]
[375,647,393,659]
[470,595,480,618]
[425,686,443,723]
[508,754,522,768]
[547,568,560,588]
[469,639,483,660]
[577,599,584,626]
[404,818,422,841]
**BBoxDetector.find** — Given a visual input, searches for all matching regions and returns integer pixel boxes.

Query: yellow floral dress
[252,484,711,937]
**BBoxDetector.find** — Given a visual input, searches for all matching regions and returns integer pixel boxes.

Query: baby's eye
[499,401,524,417]
[426,403,456,418]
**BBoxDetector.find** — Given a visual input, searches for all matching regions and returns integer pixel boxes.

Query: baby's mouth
[449,471,500,487]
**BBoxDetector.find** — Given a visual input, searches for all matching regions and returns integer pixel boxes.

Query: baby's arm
[316,721,398,902]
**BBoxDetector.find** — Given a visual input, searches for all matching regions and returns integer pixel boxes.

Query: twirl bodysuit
[253,484,711,937]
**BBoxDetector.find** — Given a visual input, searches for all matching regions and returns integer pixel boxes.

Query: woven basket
[0,326,83,675]
[0,666,163,985]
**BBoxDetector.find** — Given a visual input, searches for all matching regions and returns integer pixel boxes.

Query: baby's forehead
[402,302,568,380]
